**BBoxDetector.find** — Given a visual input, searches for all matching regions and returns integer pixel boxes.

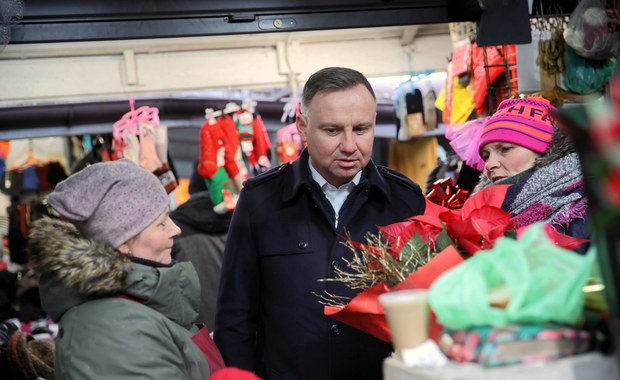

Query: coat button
[330,324,341,336]
[298,241,309,249]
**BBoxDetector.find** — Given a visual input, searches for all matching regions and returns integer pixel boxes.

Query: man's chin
[333,169,359,183]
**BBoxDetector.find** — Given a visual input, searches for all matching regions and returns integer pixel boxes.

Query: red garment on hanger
[472,43,518,115]
[198,115,246,180]
[251,114,272,169]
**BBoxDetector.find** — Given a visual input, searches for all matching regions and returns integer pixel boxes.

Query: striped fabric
[478,97,555,155]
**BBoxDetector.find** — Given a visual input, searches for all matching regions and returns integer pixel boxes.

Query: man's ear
[296,114,307,141]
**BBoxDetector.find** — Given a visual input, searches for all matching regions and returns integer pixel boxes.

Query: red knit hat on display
[478,97,556,156]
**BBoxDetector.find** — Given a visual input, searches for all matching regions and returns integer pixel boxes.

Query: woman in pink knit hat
[476,96,590,253]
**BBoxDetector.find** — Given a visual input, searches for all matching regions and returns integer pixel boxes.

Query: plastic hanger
[205,108,223,125]
[223,102,240,114]
[113,97,139,144]
[280,96,299,123]
[113,97,161,145]
[241,98,257,113]
[136,104,161,128]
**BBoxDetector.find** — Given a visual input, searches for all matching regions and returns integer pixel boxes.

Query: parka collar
[282,148,390,203]
[29,217,200,327]
[123,261,200,329]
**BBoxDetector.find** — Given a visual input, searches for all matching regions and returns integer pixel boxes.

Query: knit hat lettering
[478,97,556,156]
[500,104,553,124]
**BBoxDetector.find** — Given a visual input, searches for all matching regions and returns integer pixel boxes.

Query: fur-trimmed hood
[28,217,131,320]
[29,217,131,296]
[474,127,577,192]
[28,217,201,326]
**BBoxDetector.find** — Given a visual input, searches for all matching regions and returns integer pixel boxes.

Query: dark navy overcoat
[215,149,426,380]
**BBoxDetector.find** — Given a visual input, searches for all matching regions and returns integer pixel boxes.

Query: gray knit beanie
[48,160,169,248]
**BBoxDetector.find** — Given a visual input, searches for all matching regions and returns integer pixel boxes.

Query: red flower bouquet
[319,183,591,343]
[318,185,516,342]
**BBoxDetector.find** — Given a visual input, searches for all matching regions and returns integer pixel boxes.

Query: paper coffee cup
[379,289,429,358]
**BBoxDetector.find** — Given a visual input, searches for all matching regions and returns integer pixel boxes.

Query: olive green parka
[28,217,211,380]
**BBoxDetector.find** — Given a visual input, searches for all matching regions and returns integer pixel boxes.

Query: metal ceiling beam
[0,97,398,140]
[8,0,469,44]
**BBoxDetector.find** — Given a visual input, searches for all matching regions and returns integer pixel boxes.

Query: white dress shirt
[309,159,361,228]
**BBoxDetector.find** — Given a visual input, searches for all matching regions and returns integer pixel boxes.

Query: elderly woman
[476,96,590,251]
[28,160,216,379]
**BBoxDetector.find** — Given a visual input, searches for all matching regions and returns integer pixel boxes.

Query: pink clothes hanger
[112,97,161,145]
[113,97,140,145]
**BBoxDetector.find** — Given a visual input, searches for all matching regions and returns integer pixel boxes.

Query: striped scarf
[502,153,588,230]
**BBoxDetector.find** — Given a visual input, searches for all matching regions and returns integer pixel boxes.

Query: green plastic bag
[563,45,617,94]
[428,223,596,329]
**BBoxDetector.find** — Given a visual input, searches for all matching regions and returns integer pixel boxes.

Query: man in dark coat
[214,67,426,380]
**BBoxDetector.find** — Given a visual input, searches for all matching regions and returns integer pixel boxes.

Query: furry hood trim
[28,217,131,298]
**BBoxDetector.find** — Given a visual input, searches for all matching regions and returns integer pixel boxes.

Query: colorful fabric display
[253,114,272,171]
[21,167,39,192]
[451,41,473,77]
[405,89,426,137]
[151,124,177,194]
[198,119,220,180]
[440,324,591,368]
[436,62,476,125]
[111,99,176,193]
[472,43,518,115]
[198,115,248,182]
[444,117,488,172]
[0,191,8,237]
[138,122,163,173]
[5,137,71,173]
[3,163,67,194]
[276,123,304,164]
[221,114,248,181]
[233,110,272,175]
[198,114,248,213]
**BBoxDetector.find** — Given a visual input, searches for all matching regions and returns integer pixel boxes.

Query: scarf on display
[501,153,588,230]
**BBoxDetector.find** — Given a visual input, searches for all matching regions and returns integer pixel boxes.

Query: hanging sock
[197,119,219,179]
[139,122,163,172]
[152,124,177,193]
[218,114,248,191]
[121,129,141,165]
[252,114,272,174]
[235,110,257,168]
[155,124,170,164]
[152,164,178,194]
[207,169,235,214]
[222,189,237,211]
[139,122,177,193]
